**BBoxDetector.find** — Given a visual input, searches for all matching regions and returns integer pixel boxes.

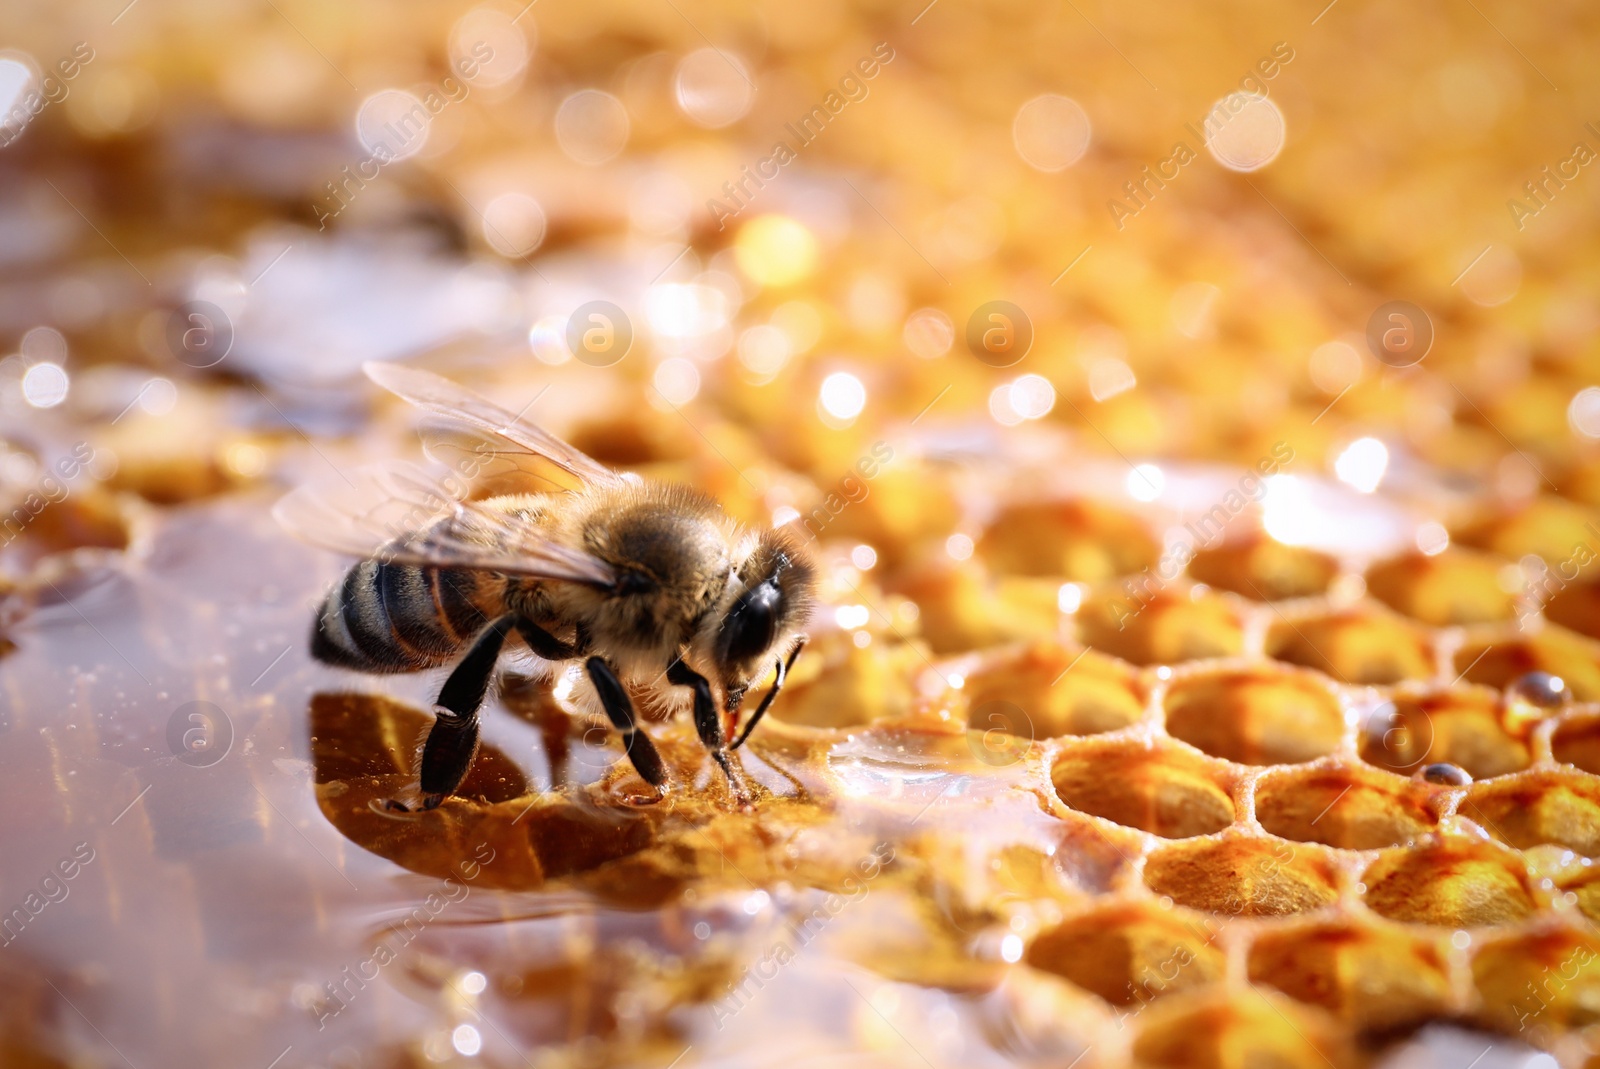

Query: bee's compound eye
[720,579,781,665]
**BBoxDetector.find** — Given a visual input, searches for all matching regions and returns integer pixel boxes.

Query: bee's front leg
[585,656,668,800]
[667,659,747,803]
[415,614,514,809]
[721,682,749,748]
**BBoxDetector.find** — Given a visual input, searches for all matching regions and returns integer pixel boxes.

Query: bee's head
[712,525,815,705]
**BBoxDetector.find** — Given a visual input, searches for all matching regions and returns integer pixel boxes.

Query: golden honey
[1,0,1599,1066]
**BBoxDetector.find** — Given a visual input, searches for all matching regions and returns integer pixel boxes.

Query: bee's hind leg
[415,614,514,810]
[585,656,668,800]
[667,660,747,803]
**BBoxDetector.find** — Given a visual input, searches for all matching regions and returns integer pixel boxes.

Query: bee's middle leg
[515,618,581,661]
[666,660,745,799]
[417,614,514,809]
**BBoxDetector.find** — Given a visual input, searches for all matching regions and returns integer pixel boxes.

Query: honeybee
[274,363,815,809]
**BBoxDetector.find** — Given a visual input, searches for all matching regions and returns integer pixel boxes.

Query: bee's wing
[272,460,616,586]
[418,419,584,497]
[363,362,622,489]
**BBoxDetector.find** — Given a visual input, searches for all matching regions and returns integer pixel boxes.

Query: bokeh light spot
[675,49,753,128]
[1012,94,1091,172]
[735,216,818,288]
[1334,437,1388,493]
[555,89,629,164]
[356,89,430,161]
[1205,93,1285,172]
[22,362,68,408]
[819,371,866,422]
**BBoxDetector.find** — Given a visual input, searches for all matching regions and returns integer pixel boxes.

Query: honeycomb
[1,0,1599,1067]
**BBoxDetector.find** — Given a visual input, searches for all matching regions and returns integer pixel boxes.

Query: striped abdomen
[311,561,506,673]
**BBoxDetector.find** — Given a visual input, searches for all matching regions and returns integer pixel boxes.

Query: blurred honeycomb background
[1,0,1599,1066]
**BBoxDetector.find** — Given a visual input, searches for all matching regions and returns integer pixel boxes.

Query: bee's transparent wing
[363,362,622,489]
[419,419,584,497]
[272,460,616,586]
